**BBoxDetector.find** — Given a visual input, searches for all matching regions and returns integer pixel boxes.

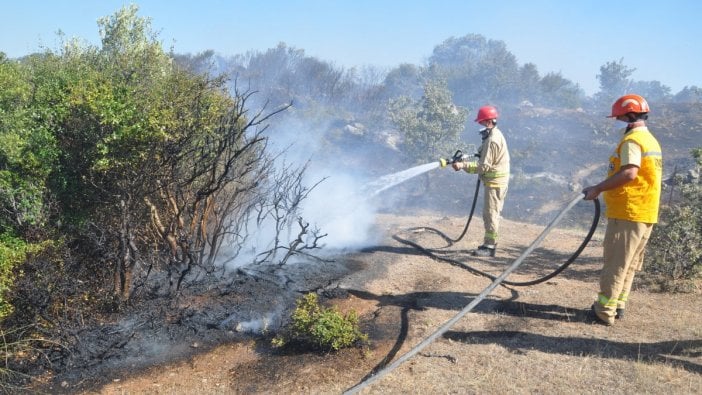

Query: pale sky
[2,0,701,95]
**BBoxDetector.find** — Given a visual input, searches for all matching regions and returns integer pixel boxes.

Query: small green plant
[272,293,368,351]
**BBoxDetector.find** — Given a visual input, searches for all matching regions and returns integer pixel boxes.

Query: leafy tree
[228,42,356,111]
[227,42,303,109]
[381,63,424,101]
[76,5,287,300]
[629,80,671,103]
[595,58,635,102]
[673,85,702,103]
[516,62,541,103]
[0,14,336,384]
[428,34,520,107]
[295,56,350,104]
[538,72,584,108]
[1,5,301,310]
[343,65,391,117]
[388,78,468,164]
[173,49,219,76]
[0,51,60,321]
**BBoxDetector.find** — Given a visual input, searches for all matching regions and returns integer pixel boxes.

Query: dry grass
[62,214,702,394]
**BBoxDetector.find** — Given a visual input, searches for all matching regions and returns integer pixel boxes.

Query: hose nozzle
[439,149,469,168]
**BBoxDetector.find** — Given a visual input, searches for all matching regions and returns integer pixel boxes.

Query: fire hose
[402,149,600,286]
[344,193,600,394]
[395,178,600,286]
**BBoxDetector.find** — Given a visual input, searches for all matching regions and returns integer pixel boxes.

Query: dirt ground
[41,207,702,394]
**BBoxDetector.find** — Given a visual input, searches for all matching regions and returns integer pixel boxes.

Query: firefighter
[583,94,663,325]
[452,105,510,257]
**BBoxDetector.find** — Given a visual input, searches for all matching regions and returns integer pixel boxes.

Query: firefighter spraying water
[438,105,511,257]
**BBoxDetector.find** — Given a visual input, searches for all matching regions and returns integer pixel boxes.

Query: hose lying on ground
[395,181,600,286]
[344,194,596,394]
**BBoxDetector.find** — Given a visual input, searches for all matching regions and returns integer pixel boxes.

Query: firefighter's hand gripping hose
[343,194,597,394]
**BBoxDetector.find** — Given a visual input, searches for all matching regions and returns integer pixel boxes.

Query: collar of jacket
[479,127,493,140]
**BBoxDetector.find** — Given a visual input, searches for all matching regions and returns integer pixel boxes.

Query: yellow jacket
[466,127,510,187]
[604,126,663,223]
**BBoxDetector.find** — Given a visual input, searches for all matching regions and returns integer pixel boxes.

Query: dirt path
[77,211,701,394]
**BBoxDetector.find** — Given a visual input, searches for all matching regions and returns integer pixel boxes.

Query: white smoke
[301,171,378,250]
[219,115,384,270]
[219,301,285,334]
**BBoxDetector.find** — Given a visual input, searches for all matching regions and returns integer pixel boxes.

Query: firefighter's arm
[582,165,639,200]
[464,161,478,173]
[452,161,478,173]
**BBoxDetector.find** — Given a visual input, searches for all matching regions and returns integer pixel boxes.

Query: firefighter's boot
[472,244,496,257]
[616,308,624,319]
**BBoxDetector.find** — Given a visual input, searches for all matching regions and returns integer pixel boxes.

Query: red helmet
[609,94,650,117]
[474,105,498,123]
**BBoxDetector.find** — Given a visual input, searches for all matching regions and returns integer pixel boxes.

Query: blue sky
[2,0,701,95]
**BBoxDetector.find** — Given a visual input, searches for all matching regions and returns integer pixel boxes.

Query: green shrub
[272,293,368,351]
[645,148,702,283]
[0,235,54,322]
[0,235,30,321]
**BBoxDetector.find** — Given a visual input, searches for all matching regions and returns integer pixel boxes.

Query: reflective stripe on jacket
[604,126,662,223]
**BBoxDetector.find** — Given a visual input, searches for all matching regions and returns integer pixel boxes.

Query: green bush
[273,293,368,351]
[0,235,30,321]
[0,235,54,321]
[645,148,702,283]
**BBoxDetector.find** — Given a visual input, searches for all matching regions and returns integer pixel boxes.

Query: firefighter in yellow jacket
[453,105,510,257]
[583,94,662,326]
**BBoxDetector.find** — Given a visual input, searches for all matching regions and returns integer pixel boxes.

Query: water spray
[361,162,440,197]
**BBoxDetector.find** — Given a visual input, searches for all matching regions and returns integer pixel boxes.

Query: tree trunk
[114,198,136,301]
